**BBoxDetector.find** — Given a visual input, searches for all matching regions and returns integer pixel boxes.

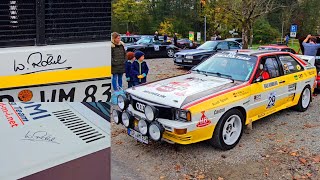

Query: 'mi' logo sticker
[0,102,52,128]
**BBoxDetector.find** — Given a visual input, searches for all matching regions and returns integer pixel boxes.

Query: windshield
[197,41,218,50]
[136,38,152,44]
[193,53,257,81]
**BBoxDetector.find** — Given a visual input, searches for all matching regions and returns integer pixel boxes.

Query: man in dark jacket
[111,32,126,91]
[173,33,178,46]
[154,31,159,41]
[131,51,149,86]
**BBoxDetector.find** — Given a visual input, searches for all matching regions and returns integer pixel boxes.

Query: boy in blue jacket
[125,52,135,88]
[131,51,149,86]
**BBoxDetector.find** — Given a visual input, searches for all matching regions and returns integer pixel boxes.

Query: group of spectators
[111,32,149,92]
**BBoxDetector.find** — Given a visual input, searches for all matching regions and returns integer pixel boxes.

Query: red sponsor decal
[174,91,187,96]
[196,111,211,127]
[0,102,23,128]
[156,82,190,92]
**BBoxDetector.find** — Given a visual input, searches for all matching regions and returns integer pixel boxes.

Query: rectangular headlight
[175,109,192,121]
[185,55,193,59]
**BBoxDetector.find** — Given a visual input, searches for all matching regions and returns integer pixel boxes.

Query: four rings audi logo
[136,102,146,112]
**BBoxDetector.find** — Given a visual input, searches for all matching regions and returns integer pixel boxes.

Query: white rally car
[113,50,317,150]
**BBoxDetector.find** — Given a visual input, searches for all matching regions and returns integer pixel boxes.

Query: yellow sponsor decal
[296,65,301,70]
[0,66,111,89]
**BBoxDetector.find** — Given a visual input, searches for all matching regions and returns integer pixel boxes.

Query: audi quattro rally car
[113,50,317,150]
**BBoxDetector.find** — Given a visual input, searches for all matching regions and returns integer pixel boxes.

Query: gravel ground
[112,58,320,180]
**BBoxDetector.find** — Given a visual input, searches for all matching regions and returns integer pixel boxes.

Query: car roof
[259,45,288,49]
[226,49,291,57]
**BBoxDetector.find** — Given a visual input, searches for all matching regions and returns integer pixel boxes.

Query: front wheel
[209,109,244,150]
[293,86,311,112]
[167,48,175,58]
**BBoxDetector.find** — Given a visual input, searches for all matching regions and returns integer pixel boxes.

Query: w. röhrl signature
[22,130,60,144]
[13,52,71,74]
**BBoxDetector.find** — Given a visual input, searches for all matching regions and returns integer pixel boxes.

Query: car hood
[126,73,241,108]
[175,49,213,55]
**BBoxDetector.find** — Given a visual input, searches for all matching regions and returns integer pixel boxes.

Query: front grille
[0,1,36,47]
[131,98,174,120]
[45,0,111,44]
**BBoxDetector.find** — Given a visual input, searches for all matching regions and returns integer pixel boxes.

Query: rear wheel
[209,109,244,150]
[293,86,311,112]
[167,49,175,58]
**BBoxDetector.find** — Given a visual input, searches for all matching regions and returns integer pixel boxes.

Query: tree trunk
[242,23,249,49]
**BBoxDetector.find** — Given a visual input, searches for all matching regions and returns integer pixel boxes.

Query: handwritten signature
[22,130,60,144]
[14,52,70,74]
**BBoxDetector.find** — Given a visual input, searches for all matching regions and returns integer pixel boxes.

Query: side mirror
[254,76,264,83]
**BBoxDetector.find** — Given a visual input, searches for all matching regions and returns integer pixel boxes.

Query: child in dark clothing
[125,52,135,88]
[131,51,149,86]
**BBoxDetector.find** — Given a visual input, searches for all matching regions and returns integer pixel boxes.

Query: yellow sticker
[296,65,301,70]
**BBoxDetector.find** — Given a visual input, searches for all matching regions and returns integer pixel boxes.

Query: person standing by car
[285,34,290,46]
[302,34,320,56]
[164,33,168,42]
[154,31,159,41]
[111,32,126,91]
[131,51,149,86]
[173,33,178,46]
[125,52,135,88]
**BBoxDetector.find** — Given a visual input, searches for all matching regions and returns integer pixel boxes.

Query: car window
[256,57,281,79]
[228,41,241,49]
[278,55,303,75]
[216,42,229,50]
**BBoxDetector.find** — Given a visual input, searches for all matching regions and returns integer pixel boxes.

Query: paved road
[112,58,320,180]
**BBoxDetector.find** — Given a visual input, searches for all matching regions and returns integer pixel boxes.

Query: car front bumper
[173,57,201,67]
[125,105,215,145]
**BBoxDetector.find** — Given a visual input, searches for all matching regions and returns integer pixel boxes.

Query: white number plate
[0,79,111,102]
[127,128,148,144]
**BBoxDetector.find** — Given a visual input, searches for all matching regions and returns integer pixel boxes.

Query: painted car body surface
[296,55,320,89]
[0,42,111,102]
[116,50,317,147]
[0,102,110,180]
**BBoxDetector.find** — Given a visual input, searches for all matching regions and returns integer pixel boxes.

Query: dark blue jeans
[112,73,123,91]
[128,81,134,88]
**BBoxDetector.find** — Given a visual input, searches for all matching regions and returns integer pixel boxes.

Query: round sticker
[296,65,301,70]
[18,89,33,102]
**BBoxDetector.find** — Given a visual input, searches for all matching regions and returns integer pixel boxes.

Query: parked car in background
[126,37,179,58]
[121,35,141,45]
[176,38,200,49]
[225,38,242,45]
[296,55,320,89]
[173,40,242,67]
[258,45,297,54]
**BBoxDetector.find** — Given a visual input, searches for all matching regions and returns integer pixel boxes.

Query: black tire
[209,109,244,150]
[293,86,311,112]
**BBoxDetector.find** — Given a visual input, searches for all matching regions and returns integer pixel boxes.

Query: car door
[248,56,287,120]
[277,54,305,105]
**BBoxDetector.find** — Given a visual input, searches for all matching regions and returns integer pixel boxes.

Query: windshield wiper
[193,69,208,76]
[207,72,235,83]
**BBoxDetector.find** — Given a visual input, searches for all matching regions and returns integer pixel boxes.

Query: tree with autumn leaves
[112,0,320,48]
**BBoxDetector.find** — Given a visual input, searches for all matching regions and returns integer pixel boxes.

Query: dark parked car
[126,37,179,58]
[121,35,141,45]
[225,38,242,45]
[173,40,242,67]
[176,38,200,49]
